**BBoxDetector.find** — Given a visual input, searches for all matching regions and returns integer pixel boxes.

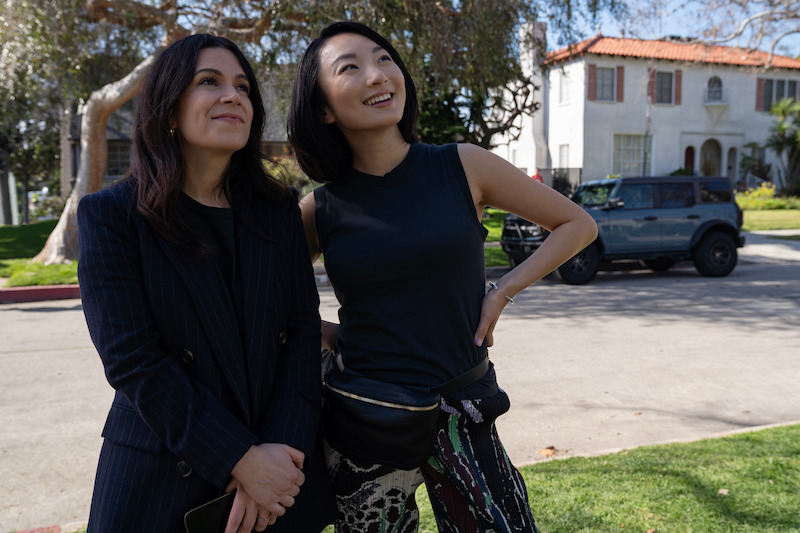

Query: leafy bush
[736,182,800,210]
[264,156,315,196]
[669,167,695,176]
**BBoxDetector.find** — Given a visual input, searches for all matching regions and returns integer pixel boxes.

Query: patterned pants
[324,389,538,533]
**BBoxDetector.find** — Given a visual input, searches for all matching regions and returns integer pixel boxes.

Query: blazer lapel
[236,203,279,425]
[154,232,251,423]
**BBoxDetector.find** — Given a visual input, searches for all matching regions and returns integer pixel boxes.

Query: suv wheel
[641,258,676,272]
[556,243,600,285]
[692,231,737,277]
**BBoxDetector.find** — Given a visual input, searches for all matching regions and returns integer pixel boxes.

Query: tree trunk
[59,102,73,200]
[33,54,156,264]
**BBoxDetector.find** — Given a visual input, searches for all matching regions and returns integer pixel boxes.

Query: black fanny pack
[322,351,489,470]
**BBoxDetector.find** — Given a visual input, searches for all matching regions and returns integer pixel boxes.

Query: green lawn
[0,219,57,259]
[742,209,800,231]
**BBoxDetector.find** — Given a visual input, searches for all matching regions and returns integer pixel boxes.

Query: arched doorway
[684,146,695,172]
[700,139,722,176]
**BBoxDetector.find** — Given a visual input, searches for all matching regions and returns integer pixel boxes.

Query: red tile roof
[546,35,800,70]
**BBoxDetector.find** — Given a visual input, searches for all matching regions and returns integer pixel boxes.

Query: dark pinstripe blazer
[77,178,333,532]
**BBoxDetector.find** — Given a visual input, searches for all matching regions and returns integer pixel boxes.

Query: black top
[315,143,496,396]
[179,194,244,342]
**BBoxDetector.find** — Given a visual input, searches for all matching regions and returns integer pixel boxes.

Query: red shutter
[675,70,682,105]
[587,63,597,101]
[756,78,765,111]
[647,68,655,102]
[616,66,624,102]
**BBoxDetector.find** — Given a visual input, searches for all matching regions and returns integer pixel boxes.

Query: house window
[761,78,798,110]
[558,144,569,168]
[597,67,615,101]
[707,77,723,101]
[559,72,570,104]
[613,134,652,177]
[106,141,131,178]
[655,72,673,104]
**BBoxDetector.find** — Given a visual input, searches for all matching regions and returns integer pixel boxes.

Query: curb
[0,284,81,304]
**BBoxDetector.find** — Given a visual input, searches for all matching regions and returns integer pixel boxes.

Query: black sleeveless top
[315,143,496,395]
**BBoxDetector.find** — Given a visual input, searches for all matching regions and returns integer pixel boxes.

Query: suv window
[618,184,654,209]
[659,182,694,207]
[572,182,615,207]
[700,180,733,203]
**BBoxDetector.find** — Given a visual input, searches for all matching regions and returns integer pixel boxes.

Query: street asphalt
[1,230,799,533]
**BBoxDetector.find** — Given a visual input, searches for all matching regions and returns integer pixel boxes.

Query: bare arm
[299,192,322,262]
[457,143,598,345]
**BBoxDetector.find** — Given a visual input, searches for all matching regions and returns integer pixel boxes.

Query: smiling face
[317,32,406,137]
[172,46,254,162]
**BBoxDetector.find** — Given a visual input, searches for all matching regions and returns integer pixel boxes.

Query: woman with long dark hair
[78,34,333,532]
[288,21,597,533]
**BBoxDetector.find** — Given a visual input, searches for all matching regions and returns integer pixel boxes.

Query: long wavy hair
[287,21,419,183]
[129,33,285,246]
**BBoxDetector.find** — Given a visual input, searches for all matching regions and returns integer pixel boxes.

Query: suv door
[604,183,660,254]
[656,181,700,251]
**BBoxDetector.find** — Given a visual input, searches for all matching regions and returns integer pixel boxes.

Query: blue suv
[500,176,745,284]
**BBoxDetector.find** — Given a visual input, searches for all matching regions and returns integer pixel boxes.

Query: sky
[547,2,800,58]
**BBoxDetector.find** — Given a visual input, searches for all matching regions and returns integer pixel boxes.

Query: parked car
[500,176,745,284]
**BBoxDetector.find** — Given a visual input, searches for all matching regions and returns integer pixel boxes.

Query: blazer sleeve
[77,188,258,488]
[261,196,323,454]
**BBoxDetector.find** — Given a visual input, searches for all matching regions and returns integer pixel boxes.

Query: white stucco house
[492,34,800,191]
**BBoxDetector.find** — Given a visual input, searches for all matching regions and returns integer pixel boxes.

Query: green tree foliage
[0,0,151,222]
[10,0,626,260]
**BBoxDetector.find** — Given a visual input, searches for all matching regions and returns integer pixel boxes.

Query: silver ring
[488,281,498,291]
[257,516,269,522]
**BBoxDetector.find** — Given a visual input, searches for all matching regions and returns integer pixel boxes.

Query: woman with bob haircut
[288,21,597,533]
[78,33,333,532]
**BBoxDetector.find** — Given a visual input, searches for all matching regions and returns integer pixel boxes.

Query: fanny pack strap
[332,352,489,396]
[432,356,490,395]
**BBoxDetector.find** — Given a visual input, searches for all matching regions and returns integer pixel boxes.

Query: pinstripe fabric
[78,179,334,532]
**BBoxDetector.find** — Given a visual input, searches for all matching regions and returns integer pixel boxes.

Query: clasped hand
[225,443,305,532]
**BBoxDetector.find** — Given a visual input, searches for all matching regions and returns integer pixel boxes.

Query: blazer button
[176,461,192,478]
[277,331,288,345]
[181,349,194,364]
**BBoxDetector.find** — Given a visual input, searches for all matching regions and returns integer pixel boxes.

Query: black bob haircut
[287,21,419,183]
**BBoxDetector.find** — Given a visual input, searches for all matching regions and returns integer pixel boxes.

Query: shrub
[264,156,315,196]
[736,182,800,210]
[670,167,695,176]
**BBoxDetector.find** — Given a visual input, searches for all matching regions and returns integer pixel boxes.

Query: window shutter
[647,68,655,102]
[675,70,682,105]
[616,66,624,102]
[587,63,597,101]
[756,78,765,111]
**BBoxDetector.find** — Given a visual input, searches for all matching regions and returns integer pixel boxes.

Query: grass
[0,220,77,287]
[0,219,57,259]
[742,209,800,231]
[321,424,800,533]
[483,207,506,242]
[522,424,800,533]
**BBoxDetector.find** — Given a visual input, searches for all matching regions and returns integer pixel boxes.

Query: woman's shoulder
[79,177,137,213]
